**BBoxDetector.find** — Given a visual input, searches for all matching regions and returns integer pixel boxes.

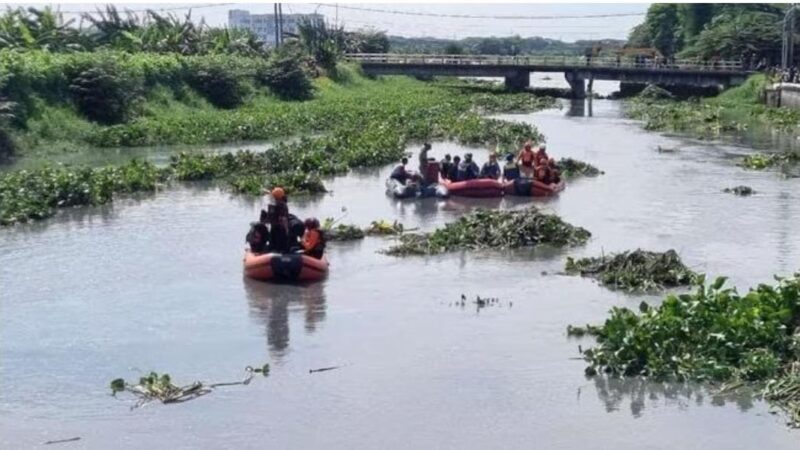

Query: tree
[443,43,464,55]
[680,10,782,63]
[678,3,715,45]
[645,3,681,57]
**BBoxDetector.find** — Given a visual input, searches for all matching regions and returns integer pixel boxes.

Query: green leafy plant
[384,207,590,256]
[565,249,697,292]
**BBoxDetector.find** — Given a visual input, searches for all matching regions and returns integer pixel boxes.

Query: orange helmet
[271,187,286,201]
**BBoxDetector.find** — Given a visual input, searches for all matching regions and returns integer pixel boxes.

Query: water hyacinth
[384,207,590,256]
[575,274,800,426]
[740,152,800,170]
[564,249,697,293]
[0,160,168,225]
[555,158,603,178]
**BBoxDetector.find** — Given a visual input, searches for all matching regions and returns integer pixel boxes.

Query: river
[2,78,800,449]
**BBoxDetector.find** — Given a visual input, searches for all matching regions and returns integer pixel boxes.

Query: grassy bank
[626,75,800,137]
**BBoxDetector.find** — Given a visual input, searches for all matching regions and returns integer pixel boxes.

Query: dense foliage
[565,249,697,292]
[628,4,785,62]
[389,35,625,56]
[384,207,590,256]
[0,5,266,56]
[575,274,800,426]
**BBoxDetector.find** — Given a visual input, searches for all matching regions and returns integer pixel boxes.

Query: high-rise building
[228,9,324,46]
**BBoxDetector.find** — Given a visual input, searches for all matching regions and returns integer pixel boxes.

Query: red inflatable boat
[244,251,329,282]
[442,178,505,198]
[504,178,566,197]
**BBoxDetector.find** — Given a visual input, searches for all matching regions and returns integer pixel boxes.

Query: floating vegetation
[365,219,405,236]
[575,274,800,427]
[565,324,601,337]
[322,219,365,241]
[384,207,590,256]
[565,249,697,293]
[740,152,800,170]
[449,293,511,311]
[637,84,675,101]
[555,158,603,178]
[723,185,755,196]
[110,364,269,409]
[0,160,168,225]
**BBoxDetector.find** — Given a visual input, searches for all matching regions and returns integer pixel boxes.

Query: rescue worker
[390,157,412,184]
[535,143,550,167]
[517,142,536,178]
[547,157,561,184]
[503,153,520,181]
[267,187,291,253]
[246,222,269,253]
[418,143,432,174]
[457,153,480,181]
[480,151,501,180]
[302,217,325,259]
[448,155,461,181]
[440,154,453,180]
[534,163,551,184]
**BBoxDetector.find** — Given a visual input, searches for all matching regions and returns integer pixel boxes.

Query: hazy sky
[21,3,650,41]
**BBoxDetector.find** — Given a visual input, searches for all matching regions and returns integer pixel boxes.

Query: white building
[228,9,324,47]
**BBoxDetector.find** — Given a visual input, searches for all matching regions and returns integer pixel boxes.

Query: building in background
[229,9,324,46]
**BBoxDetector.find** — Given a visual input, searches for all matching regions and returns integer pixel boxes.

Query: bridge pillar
[505,70,530,91]
[564,71,586,99]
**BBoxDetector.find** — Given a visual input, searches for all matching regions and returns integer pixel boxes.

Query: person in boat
[535,144,550,167]
[440,154,453,180]
[390,157,413,185]
[517,142,536,178]
[535,162,554,184]
[480,151,501,180]
[448,155,461,181]
[422,157,440,186]
[503,153,520,181]
[246,222,269,253]
[547,157,561,184]
[267,187,291,253]
[457,153,480,181]
[302,217,326,259]
[418,142,432,174]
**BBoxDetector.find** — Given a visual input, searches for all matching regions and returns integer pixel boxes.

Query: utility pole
[782,4,796,70]
[278,3,284,46]
[273,3,280,48]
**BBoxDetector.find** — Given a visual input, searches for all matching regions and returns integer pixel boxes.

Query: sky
[12,3,650,41]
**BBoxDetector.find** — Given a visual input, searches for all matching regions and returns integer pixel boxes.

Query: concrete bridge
[346,54,753,97]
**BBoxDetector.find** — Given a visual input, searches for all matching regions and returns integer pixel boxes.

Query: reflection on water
[591,376,755,419]
[243,278,326,358]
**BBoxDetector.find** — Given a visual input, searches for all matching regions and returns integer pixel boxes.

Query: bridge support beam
[504,70,530,91]
[564,71,586,99]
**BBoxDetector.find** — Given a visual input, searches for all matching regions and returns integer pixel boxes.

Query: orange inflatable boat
[442,178,505,198]
[244,251,329,282]
[504,178,566,197]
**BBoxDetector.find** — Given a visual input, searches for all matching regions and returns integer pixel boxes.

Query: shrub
[68,63,139,124]
[258,49,314,100]
[184,59,248,109]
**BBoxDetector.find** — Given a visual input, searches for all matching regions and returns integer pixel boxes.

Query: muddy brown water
[3,89,800,448]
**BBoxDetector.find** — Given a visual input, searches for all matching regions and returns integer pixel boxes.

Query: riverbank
[625,75,800,138]
[0,50,553,159]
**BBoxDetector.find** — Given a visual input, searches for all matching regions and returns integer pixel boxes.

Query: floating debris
[723,185,755,196]
[566,324,601,337]
[740,152,800,170]
[575,273,800,427]
[450,293,510,311]
[44,437,81,445]
[555,158,603,178]
[564,249,697,293]
[384,207,590,256]
[110,364,268,409]
[637,84,675,100]
[309,366,341,374]
[365,219,405,236]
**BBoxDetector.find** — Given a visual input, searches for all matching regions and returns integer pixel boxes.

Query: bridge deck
[347,53,749,75]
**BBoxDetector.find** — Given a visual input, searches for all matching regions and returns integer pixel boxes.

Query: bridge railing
[345,53,745,73]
